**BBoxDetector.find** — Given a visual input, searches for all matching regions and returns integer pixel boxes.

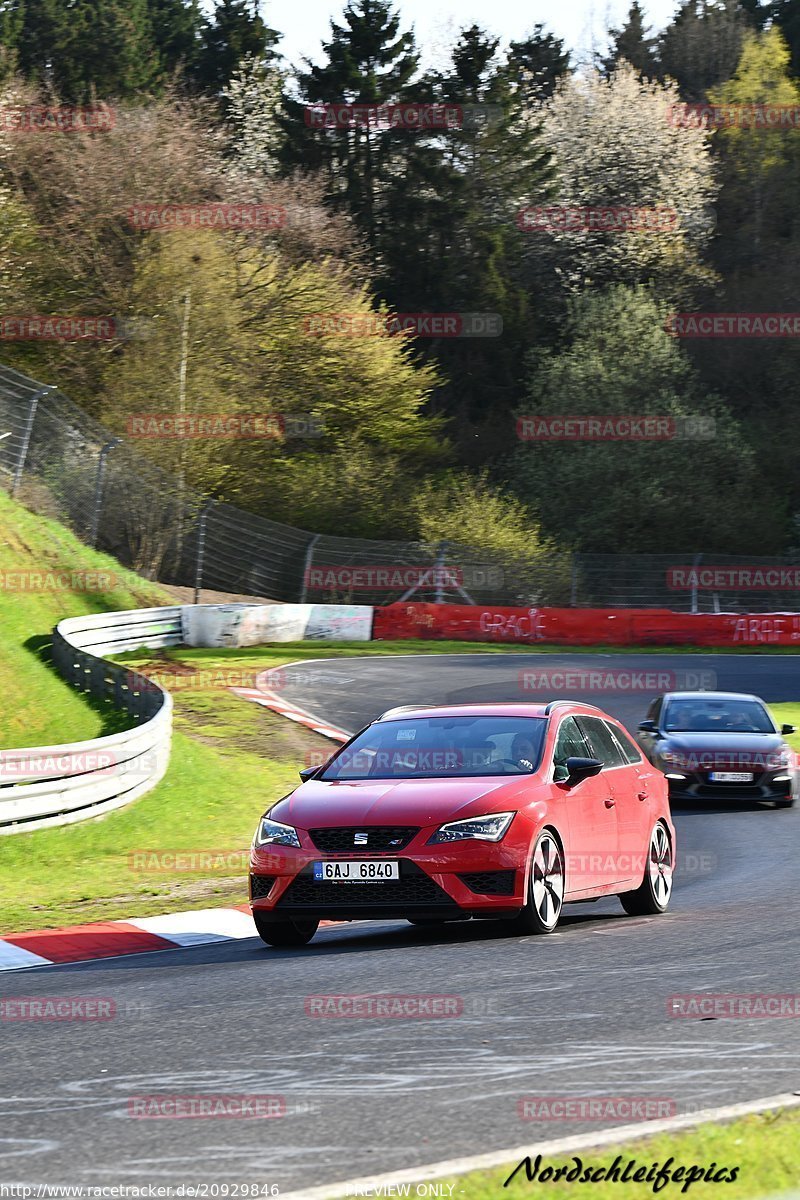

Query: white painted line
[128,908,257,944]
[0,940,53,970]
[279,1092,800,1200]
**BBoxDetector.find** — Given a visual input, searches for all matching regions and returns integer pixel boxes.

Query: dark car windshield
[320,716,547,781]
[663,698,776,734]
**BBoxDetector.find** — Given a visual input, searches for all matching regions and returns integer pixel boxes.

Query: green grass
[424,1107,800,1199]
[0,489,171,749]
[0,489,322,933]
[0,696,305,933]
[769,704,800,754]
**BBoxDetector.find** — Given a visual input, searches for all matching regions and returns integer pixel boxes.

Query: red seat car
[249,701,675,946]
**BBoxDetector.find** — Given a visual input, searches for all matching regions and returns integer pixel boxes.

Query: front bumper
[249,837,528,921]
[665,770,796,803]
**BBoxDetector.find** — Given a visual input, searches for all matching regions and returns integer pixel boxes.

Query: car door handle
[637,791,648,802]
[604,798,615,808]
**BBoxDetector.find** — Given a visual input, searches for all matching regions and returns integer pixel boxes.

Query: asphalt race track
[2,652,799,1192]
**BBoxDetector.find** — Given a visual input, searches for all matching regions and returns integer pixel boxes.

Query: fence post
[690,552,702,614]
[434,540,448,604]
[299,534,320,604]
[89,438,121,547]
[193,500,215,605]
[11,386,53,497]
[570,552,579,606]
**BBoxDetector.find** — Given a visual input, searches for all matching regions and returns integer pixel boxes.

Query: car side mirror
[565,756,603,786]
[637,719,656,733]
[781,724,796,736]
[299,765,321,782]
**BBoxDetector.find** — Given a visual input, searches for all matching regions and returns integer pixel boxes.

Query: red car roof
[377,701,606,721]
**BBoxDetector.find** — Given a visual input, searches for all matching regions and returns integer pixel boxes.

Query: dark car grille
[694,783,773,798]
[308,826,419,853]
[278,863,448,907]
[458,870,517,896]
[250,874,276,900]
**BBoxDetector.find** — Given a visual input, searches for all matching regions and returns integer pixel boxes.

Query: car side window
[576,716,626,768]
[552,716,592,782]
[646,697,662,727]
[608,723,643,765]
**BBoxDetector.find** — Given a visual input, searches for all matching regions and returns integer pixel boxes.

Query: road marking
[278,1091,800,1200]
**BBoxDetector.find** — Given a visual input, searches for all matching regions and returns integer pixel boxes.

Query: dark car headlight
[254,817,301,848]
[428,812,514,844]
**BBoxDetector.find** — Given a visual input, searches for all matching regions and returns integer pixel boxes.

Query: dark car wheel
[509,830,564,935]
[253,911,319,947]
[619,822,673,916]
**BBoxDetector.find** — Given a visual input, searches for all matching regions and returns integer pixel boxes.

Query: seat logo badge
[354,831,368,846]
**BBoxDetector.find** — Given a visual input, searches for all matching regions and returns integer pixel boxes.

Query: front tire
[619,822,673,916]
[509,830,564,935]
[253,911,319,947]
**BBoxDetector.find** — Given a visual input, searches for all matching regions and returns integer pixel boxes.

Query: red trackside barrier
[372,603,800,647]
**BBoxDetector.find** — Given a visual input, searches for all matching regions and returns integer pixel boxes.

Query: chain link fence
[2,361,799,612]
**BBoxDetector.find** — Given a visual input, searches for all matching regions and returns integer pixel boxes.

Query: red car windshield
[320,715,547,780]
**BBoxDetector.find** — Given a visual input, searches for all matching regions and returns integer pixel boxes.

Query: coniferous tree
[601,2,658,78]
[196,0,279,96]
[146,0,203,80]
[658,0,749,100]
[504,25,570,101]
[280,0,419,250]
[771,0,800,77]
[6,0,160,99]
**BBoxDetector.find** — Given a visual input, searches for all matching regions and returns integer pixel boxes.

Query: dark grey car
[636,691,796,807]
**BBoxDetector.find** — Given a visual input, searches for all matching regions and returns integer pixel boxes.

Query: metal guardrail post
[11,386,53,497]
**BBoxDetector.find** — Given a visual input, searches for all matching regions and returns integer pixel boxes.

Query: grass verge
[0,488,170,748]
[416,1106,800,1199]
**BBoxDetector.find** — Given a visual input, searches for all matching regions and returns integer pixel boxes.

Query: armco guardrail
[0,606,180,835]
